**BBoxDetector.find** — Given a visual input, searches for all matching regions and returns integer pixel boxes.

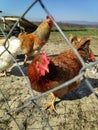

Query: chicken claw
[0,71,7,77]
[46,93,57,112]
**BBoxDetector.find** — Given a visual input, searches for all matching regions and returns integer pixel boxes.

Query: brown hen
[27,37,95,110]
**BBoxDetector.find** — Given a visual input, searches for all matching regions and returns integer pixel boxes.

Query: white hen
[0,36,22,77]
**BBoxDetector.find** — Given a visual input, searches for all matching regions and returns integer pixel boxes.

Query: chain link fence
[0,0,98,129]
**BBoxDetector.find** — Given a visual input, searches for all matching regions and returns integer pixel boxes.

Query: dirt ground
[0,34,98,130]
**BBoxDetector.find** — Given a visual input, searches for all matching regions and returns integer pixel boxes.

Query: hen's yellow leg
[0,71,7,77]
[46,93,56,111]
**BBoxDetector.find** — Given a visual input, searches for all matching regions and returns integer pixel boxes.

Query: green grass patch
[52,27,98,38]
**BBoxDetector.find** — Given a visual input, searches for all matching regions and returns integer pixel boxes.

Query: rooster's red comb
[46,16,51,19]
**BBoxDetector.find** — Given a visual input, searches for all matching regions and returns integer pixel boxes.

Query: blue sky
[0,0,98,22]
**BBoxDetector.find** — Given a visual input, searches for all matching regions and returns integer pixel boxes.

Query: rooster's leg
[24,54,28,65]
[46,93,56,111]
[0,71,7,77]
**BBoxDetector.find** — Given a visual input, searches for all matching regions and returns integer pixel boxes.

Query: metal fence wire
[0,0,98,130]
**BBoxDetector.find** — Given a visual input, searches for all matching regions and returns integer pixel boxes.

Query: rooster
[19,16,53,65]
[27,37,95,110]
[0,36,22,77]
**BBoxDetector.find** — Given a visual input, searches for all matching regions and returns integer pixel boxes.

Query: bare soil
[0,34,98,130]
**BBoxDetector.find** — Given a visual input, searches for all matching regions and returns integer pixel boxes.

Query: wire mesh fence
[0,0,98,130]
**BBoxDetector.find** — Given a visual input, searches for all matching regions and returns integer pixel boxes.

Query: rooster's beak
[46,68,49,73]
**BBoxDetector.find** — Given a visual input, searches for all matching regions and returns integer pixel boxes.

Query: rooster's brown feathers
[19,16,53,64]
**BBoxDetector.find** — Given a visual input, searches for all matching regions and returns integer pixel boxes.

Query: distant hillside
[34,21,98,28]
[64,20,98,26]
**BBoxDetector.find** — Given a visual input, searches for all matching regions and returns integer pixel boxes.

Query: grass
[52,27,98,38]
